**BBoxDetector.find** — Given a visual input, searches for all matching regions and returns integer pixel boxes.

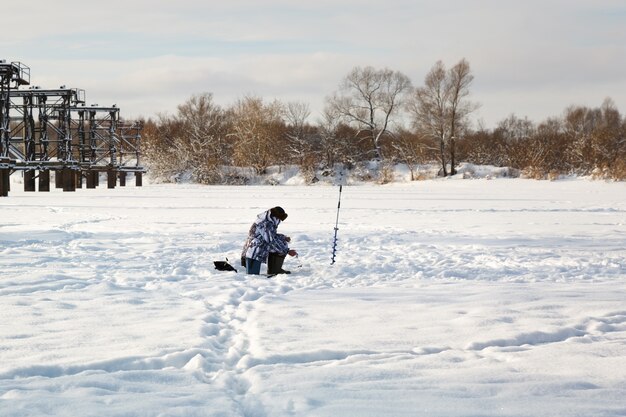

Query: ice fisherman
[241,206,298,275]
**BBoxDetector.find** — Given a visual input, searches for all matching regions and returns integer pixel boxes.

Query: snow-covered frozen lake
[1,178,625,416]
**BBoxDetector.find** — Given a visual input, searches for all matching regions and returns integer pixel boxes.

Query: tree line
[142,59,626,183]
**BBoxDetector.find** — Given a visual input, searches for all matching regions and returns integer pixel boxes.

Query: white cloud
[4,0,626,127]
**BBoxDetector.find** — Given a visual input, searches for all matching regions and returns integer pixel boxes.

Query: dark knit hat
[270,206,288,221]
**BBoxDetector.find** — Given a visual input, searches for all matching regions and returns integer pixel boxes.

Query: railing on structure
[9,87,85,167]
[118,120,143,170]
[73,104,120,167]
[0,61,31,195]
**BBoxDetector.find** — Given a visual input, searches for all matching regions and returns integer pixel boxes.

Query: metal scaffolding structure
[0,59,144,196]
[0,60,30,195]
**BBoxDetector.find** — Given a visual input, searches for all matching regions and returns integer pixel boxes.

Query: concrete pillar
[55,170,63,188]
[86,171,97,189]
[107,169,116,189]
[75,171,83,189]
[62,168,76,192]
[0,160,9,197]
[24,170,36,192]
[39,170,50,192]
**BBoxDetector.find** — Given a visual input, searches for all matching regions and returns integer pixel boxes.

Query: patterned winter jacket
[241,210,289,263]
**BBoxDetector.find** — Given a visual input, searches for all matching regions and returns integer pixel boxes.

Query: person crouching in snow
[241,206,298,275]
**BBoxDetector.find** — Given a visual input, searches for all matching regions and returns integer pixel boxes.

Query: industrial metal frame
[0,59,144,196]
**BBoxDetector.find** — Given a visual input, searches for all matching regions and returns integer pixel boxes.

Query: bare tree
[410,59,477,176]
[496,114,536,169]
[317,106,343,168]
[285,101,311,133]
[447,59,479,174]
[563,105,599,173]
[142,115,184,182]
[229,96,286,175]
[391,129,433,180]
[410,61,449,175]
[563,98,626,178]
[327,66,412,161]
[536,117,568,174]
[142,93,229,183]
[178,93,230,181]
[284,101,314,165]
[593,98,624,175]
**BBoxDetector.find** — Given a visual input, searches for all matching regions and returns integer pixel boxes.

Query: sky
[3,0,626,128]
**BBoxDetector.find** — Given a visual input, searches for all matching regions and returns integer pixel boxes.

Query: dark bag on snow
[214,260,237,272]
